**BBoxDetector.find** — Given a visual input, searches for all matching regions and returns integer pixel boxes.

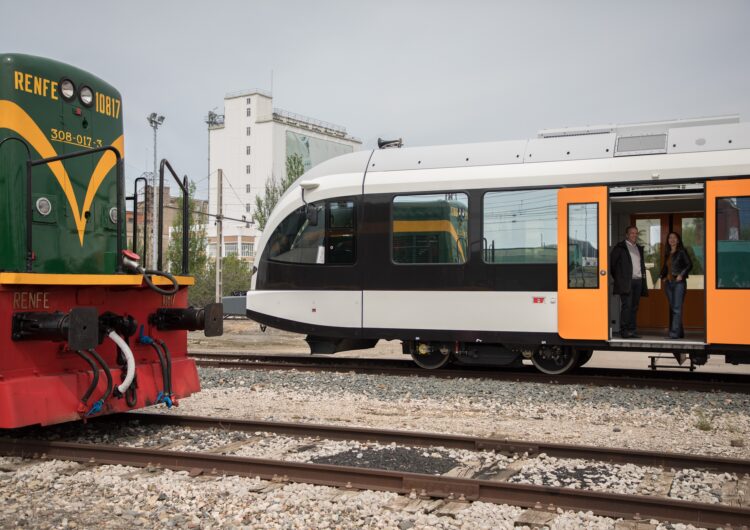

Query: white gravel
[181,367,750,459]
[0,456,712,529]
[3,363,745,528]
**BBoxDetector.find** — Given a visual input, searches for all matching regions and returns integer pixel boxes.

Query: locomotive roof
[304,115,750,179]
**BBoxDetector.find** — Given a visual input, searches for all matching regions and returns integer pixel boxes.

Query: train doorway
[609,185,706,342]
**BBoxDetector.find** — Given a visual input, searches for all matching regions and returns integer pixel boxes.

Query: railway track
[190,352,750,394]
[2,412,749,527]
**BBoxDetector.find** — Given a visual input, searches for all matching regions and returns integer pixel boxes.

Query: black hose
[74,350,99,405]
[142,269,179,295]
[87,348,113,403]
[157,339,173,396]
[147,342,170,397]
[126,385,137,407]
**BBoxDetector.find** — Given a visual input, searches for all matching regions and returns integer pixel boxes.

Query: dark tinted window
[327,200,356,264]
[267,199,356,265]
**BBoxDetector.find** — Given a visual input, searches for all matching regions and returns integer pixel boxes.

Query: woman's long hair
[663,231,685,261]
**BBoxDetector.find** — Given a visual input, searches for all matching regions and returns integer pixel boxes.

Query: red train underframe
[0,275,200,429]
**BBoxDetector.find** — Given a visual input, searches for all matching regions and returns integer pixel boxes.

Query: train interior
[608,184,706,344]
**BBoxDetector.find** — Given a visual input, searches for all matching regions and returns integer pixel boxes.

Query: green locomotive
[0,54,220,429]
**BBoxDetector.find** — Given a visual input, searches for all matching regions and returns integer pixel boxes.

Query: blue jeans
[664,280,687,338]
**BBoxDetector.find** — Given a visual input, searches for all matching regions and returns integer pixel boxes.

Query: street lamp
[147,112,165,268]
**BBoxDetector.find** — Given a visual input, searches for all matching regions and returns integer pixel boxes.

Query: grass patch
[694,410,713,432]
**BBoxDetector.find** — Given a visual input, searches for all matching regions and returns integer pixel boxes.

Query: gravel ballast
[186,366,750,459]
[2,361,746,528]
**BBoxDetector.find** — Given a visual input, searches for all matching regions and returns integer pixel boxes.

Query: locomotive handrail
[127,176,149,260]
[157,159,189,274]
[29,146,124,273]
[0,137,33,271]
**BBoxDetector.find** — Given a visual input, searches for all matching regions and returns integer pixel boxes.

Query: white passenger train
[247,115,750,374]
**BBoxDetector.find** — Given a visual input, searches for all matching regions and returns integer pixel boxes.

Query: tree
[286,152,305,182]
[166,181,209,277]
[251,153,306,231]
[188,256,252,308]
[251,174,282,232]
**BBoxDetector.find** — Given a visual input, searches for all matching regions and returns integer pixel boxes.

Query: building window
[482,189,558,264]
[392,193,468,264]
[207,245,216,258]
[246,98,251,105]
[246,165,251,174]
[224,243,238,257]
[246,127,251,136]
[246,107,251,117]
[242,243,254,257]
[246,146,251,155]
[717,196,750,288]
[246,203,252,213]
[246,184,251,193]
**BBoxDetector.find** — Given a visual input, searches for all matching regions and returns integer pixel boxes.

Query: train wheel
[531,346,579,375]
[410,342,452,369]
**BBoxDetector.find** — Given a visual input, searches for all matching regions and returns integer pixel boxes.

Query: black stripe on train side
[255,189,557,292]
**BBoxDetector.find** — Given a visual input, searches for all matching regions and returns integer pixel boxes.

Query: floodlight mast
[147,112,165,268]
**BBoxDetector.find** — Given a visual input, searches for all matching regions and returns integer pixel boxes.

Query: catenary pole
[215,169,223,303]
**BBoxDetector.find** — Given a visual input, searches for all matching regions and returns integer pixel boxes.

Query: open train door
[706,179,750,346]
[557,186,609,340]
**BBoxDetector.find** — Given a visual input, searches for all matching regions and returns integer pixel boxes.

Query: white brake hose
[108,330,135,394]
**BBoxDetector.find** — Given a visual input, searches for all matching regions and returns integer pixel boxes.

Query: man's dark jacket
[610,241,649,296]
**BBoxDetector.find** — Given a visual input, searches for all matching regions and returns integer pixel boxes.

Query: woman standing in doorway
[660,232,693,339]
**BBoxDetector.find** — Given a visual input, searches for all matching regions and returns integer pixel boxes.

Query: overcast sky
[5,1,749,199]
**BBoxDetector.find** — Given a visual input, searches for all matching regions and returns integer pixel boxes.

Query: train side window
[482,189,557,264]
[716,196,750,288]
[326,200,356,264]
[392,193,469,264]
[567,202,599,288]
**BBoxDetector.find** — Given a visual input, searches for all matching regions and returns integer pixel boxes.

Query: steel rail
[0,436,747,527]
[125,412,750,475]
[190,353,750,394]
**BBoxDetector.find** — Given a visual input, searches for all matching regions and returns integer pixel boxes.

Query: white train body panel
[362,291,557,333]
[246,290,362,328]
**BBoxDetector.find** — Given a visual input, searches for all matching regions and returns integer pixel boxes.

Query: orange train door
[706,179,750,345]
[557,186,609,340]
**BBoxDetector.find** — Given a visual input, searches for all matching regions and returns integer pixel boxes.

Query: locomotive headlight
[36,197,52,216]
[59,79,75,101]
[79,86,94,107]
[109,207,118,224]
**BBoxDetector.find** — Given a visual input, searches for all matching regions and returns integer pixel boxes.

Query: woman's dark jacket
[610,241,649,296]
[659,248,693,281]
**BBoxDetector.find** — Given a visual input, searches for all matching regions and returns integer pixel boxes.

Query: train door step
[648,354,696,371]
[608,337,705,350]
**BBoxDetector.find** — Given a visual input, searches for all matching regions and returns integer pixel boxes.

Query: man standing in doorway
[610,226,649,338]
